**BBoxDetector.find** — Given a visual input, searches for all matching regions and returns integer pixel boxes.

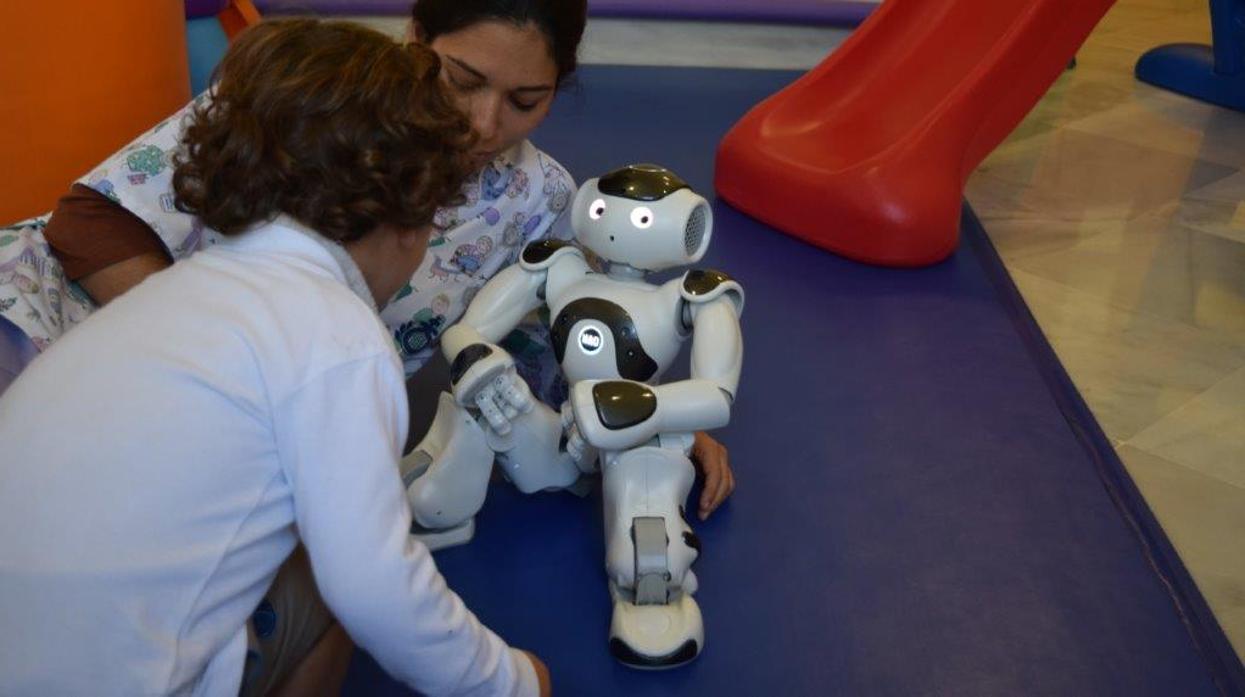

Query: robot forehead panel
[597,164,690,202]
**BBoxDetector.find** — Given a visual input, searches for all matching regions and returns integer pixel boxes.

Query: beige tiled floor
[349,1,1245,663]
[966,0,1245,661]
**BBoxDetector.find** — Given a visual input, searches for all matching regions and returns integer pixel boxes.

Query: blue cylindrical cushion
[0,315,37,399]
[186,16,230,95]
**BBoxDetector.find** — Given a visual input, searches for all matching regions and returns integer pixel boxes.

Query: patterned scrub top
[0,93,577,400]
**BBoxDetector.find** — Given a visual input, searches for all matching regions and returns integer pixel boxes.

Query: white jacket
[0,218,536,696]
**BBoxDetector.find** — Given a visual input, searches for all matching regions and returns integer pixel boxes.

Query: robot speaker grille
[684,205,707,256]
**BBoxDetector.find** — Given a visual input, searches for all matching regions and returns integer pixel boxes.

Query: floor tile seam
[993,207,1245,302]
[1120,441,1245,499]
[1058,111,1245,171]
[999,265,1245,395]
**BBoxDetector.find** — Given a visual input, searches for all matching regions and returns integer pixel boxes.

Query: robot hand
[568,379,662,453]
[449,342,534,436]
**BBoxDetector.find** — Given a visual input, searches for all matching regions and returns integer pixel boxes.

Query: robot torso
[548,272,687,386]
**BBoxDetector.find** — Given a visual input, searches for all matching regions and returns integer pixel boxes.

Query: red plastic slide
[714,0,1116,267]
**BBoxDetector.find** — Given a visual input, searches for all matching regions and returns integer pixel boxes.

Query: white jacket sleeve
[272,353,538,697]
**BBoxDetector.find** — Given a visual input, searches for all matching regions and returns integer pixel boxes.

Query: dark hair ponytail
[411,0,587,88]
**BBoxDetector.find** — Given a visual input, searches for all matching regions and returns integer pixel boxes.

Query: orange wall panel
[0,1,191,224]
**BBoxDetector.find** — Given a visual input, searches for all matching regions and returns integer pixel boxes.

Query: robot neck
[605,262,650,281]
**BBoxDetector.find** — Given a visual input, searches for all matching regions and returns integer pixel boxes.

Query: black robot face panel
[597,164,690,202]
[552,298,659,382]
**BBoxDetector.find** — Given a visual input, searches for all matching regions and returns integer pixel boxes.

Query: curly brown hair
[173,19,476,242]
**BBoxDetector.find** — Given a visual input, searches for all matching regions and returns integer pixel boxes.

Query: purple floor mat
[339,64,1242,697]
[254,0,876,25]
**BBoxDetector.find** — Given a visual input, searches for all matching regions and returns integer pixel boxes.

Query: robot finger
[566,426,586,462]
[498,397,519,422]
[496,375,533,414]
[486,378,521,420]
[475,391,512,436]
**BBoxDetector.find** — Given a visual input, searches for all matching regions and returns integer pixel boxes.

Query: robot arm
[437,262,543,431]
[440,265,544,361]
[441,239,589,361]
[688,299,743,401]
[685,268,744,400]
[570,271,744,452]
[441,241,588,434]
[568,378,731,452]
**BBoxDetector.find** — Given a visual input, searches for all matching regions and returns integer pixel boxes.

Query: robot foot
[409,517,476,552]
[608,587,704,669]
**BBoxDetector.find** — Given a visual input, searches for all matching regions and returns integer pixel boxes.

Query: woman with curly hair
[0,20,549,696]
[0,0,736,524]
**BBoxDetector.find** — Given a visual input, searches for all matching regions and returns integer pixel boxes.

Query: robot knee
[408,479,474,529]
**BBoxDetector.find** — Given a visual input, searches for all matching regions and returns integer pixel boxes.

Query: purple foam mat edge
[185,0,230,20]
[254,0,409,14]
[254,0,876,25]
[963,204,1245,696]
[589,0,875,25]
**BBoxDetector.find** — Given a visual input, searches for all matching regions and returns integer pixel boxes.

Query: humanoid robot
[401,164,743,668]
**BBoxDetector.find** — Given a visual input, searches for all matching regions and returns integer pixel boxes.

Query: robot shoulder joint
[519,239,584,272]
[680,269,744,316]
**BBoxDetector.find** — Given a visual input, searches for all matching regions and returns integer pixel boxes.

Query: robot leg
[402,392,494,550]
[489,398,586,495]
[601,444,704,668]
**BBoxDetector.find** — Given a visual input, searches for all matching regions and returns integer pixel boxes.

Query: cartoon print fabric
[0,95,577,401]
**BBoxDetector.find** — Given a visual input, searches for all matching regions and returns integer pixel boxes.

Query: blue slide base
[1136,43,1245,112]
[186,17,229,96]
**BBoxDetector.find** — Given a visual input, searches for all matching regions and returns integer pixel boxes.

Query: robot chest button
[577,326,606,355]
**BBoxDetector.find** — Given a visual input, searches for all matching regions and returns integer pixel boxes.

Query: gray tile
[580,18,850,70]
[1007,212,1245,344]
[1129,367,1245,490]
[1005,270,1245,441]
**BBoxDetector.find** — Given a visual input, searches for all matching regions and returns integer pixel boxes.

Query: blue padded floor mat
[343,66,1244,696]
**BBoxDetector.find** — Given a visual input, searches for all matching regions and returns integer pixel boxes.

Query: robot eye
[588,198,607,220]
[630,206,655,229]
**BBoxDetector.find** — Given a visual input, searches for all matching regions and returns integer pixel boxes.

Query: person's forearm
[43,183,174,305]
[77,253,172,306]
[284,357,536,696]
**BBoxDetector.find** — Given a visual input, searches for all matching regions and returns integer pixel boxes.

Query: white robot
[401,164,743,668]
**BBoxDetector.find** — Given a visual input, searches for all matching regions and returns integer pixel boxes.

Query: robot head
[571,164,713,271]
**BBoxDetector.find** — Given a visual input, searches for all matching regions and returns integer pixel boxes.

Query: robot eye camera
[571,164,714,272]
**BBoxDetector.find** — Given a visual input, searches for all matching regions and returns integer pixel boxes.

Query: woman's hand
[691,431,735,520]
[521,651,552,697]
